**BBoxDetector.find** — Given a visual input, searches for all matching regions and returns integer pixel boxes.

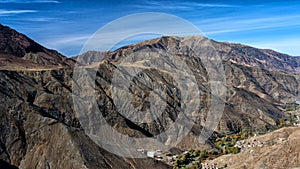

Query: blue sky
[1,0,300,56]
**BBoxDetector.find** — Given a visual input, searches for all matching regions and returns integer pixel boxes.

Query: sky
[1,0,300,56]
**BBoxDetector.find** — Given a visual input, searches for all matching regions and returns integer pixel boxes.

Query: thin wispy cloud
[0,0,60,3]
[236,15,300,24]
[134,1,238,10]
[44,35,91,47]
[35,0,60,3]
[39,34,92,56]
[0,9,37,15]
[200,15,300,35]
[78,13,204,53]
[21,17,60,22]
[180,2,239,8]
[254,38,300,48]
[3,17,64,22]
[249,38,300,56]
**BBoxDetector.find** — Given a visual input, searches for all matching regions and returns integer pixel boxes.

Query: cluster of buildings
[200,162,219,169]
[136,149,163,160]
[235,138,264,151]
[293,114,300,126]
[136,148,190,165]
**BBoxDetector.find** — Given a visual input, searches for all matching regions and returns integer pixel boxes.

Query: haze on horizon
[1,0,300,57]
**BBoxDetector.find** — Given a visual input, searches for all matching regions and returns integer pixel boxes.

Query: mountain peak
[124,35,300,74]
[0,24,75,69]
[0,24,45,57]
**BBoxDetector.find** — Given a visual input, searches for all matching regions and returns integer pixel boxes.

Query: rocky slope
[76,36,300,133]
[0,25,300,168]
[0,24,75,69]
[0,69,171,169]
[209,126,300,168]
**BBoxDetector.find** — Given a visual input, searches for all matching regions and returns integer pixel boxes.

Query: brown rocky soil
[210,126,300,169]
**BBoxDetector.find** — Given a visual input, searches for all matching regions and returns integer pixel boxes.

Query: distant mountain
[77,36,300,74]
[0,24,75,69]
[0,25,300,168]
[76,36,300,138]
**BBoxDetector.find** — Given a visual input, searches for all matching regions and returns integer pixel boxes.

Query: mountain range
[0,24,300,168]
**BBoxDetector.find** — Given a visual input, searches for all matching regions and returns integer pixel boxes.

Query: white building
[147,151,156,158]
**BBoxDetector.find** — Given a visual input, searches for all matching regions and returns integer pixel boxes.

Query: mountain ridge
[75,35,300,74]
[0,24,75,69]
[1,23,299,74]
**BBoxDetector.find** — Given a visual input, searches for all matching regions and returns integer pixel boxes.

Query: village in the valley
[136,101,300,169]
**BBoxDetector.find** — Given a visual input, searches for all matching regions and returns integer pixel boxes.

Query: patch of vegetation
[173,130,252,169]
[278,115,298,128]
[214,130,250,154]
[285,102,300,112]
